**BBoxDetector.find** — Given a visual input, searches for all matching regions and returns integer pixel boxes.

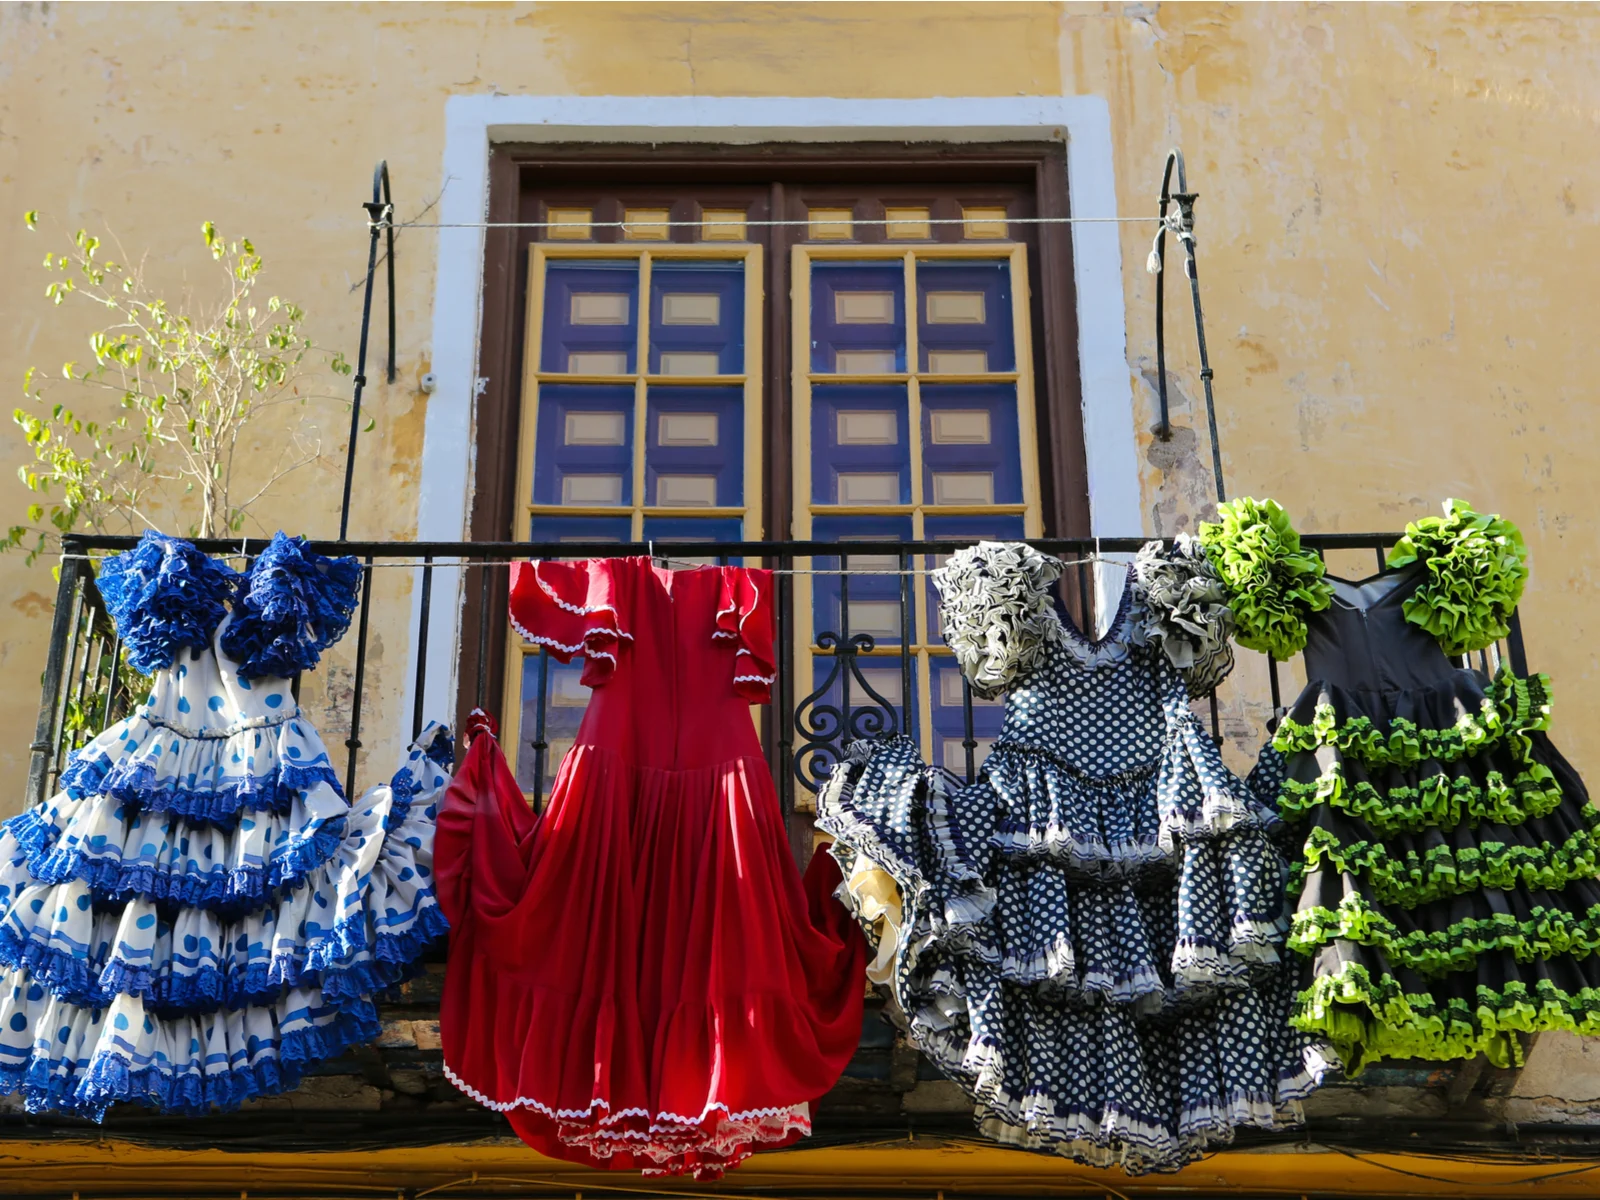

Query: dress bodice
[141,614,300,738]
[508,557,775,772]
[989,594,1168,775]
[1301,564,1465,694]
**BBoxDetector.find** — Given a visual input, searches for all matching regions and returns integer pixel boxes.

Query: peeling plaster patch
[1137,367,1218,537]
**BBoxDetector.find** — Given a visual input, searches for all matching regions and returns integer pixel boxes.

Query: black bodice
[1301,563,1466,693]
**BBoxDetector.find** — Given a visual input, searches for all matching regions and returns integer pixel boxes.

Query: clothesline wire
[379,214,1160,232]
[56,552,1126,576]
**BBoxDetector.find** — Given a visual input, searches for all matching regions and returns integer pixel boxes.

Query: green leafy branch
[9,214,354,563]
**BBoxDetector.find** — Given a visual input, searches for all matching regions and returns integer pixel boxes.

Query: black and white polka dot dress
[819,542,1331,1173]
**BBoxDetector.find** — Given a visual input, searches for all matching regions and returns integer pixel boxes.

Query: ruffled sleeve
[219,532,363,679]
[1384,498,1528,656]
[930,541,1064,700]
[715,567,776,703]
[95,530,239,674]
[1198,497,1334,661]
[1128,534,1236,697]
[508,558,631,688]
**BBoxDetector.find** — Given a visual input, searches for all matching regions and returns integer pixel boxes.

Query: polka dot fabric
[0,536,451,1117]
[819,551,1333,1173]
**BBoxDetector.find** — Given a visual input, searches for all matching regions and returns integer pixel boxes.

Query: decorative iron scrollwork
[793,631,902,794]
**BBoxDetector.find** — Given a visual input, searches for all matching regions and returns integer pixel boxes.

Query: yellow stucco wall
[1,0,1596,804]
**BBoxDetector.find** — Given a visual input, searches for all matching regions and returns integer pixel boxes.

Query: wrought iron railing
[25,534,1531,816]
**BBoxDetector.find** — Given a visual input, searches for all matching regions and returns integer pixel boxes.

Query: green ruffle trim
[1289,892,1600,975]
[1197,497,1333,662]
[1271,666,1552,769]
[1386,499,1529,657]
[1291,962,1596,1073]
[1295,812,1600,908]
[1277,757,1564,836]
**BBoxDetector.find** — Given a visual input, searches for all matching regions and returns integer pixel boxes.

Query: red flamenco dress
[436,557,866,1179]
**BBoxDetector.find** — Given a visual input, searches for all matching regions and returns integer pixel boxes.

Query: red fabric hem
[437,731,867,1176]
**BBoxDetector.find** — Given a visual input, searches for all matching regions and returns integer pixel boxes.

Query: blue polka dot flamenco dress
[0,531,451,1117]
[819,542,1333,1173]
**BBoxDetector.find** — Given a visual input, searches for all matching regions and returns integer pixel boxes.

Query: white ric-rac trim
[734,649,775,684]
[444,1061,804,1126]
[741,574,761,635]
[527,561,634,637]
[509,609,628,666]
[712,571,763,638]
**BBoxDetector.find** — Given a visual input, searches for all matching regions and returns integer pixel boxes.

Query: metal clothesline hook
[1149,147,1227,504]
[338,160,398,545]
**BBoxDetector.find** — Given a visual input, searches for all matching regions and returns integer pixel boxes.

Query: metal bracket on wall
[1151,148,1227,505]
[338,160,399,542]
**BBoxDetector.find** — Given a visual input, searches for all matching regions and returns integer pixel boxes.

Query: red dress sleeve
[715,566,777,704]
[508,559,631,688]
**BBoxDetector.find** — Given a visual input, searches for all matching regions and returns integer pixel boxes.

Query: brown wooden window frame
[458,142,1087,732]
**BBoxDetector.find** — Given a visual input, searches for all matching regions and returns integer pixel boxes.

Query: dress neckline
[647,557,713,598]
[1324,562,1418,612]
[1057,565,1135,650]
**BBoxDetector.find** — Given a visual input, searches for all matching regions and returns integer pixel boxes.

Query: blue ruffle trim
[0,923,96,1007]
[387,724,455,830]
[422,729,456,769]
[385,772,418,830]
[0,891,447,1014]
[220,533,362,680]
[7,807,58,861]
[95,532,240,674]
[56,753,341,823]
[323,903,451,1004]
[27,814,348,912]
[153,899,447,1011]
[23,1002,382,1121]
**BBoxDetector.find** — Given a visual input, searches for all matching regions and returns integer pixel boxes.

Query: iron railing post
[25,548,86,809]
[898,548,914,746]
[343,557,377,800]
[411,557,434,742]
[777,556,796,813]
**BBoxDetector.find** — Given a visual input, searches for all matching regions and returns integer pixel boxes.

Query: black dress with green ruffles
[1204,499,1595,1073]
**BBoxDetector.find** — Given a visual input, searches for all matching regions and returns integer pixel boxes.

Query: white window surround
[409,95,1139,725]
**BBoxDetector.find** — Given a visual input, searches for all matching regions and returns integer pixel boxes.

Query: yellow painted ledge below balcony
[0,1138,1595,1198]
